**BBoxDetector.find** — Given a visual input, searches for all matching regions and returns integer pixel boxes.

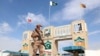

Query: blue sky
[0,0,100,52]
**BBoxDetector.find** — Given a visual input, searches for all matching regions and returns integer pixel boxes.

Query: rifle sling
[35,28,42,40]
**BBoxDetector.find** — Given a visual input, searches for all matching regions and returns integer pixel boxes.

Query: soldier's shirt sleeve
[31,31,36,38]
[31,31,34,37]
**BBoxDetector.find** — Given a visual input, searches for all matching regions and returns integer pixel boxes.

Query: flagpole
[80,2,86,19]
[80,5,82,19]
[49,1,51,26]
[49,0,57,26]
[80,2,82,19]
[26,21,28,31]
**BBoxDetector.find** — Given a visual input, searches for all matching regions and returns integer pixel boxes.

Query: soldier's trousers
[32,43,44,56]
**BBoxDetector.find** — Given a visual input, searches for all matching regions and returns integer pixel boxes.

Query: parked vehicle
[0,50,29,56]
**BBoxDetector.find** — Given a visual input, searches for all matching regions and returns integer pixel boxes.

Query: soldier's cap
[36,24,42,27]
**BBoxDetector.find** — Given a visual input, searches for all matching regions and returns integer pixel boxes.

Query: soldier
[31,24,45,56]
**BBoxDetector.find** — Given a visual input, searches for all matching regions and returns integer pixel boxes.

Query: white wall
[0,51,10,56]
[85,50,100,56]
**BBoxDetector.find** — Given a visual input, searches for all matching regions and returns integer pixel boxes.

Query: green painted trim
[44,41,51,49]
[74,37,84,42]
[23,43,28,46]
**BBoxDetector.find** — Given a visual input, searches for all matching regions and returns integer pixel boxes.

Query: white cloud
[93,19,100,25]
[90,9,100,25]
[0,36,21,51]
[0,22,21,51]
[88,30,100,50]
[52,0,100,21]
[89,41,100,50]
[18,12,49,28]
[9,0,13,3]
[82,0,100,10]
[0,22,13,34]
[89,30,100,36]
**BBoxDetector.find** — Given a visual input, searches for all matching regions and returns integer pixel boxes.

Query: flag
[80,3,86,8]
[50,1,57,6]
[27,18,32,23]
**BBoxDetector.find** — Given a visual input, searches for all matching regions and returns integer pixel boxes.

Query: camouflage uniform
[31,25,44,56]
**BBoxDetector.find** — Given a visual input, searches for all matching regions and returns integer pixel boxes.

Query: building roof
[63,46,85,53]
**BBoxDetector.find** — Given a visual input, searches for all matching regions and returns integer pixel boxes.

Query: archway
[43,20,88,56]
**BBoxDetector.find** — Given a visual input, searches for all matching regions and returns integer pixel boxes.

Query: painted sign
[22,43,28,53]
[45,41,51,49]
[74,23,82,32]
[44,29,51,36]
[74,37,85,47]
